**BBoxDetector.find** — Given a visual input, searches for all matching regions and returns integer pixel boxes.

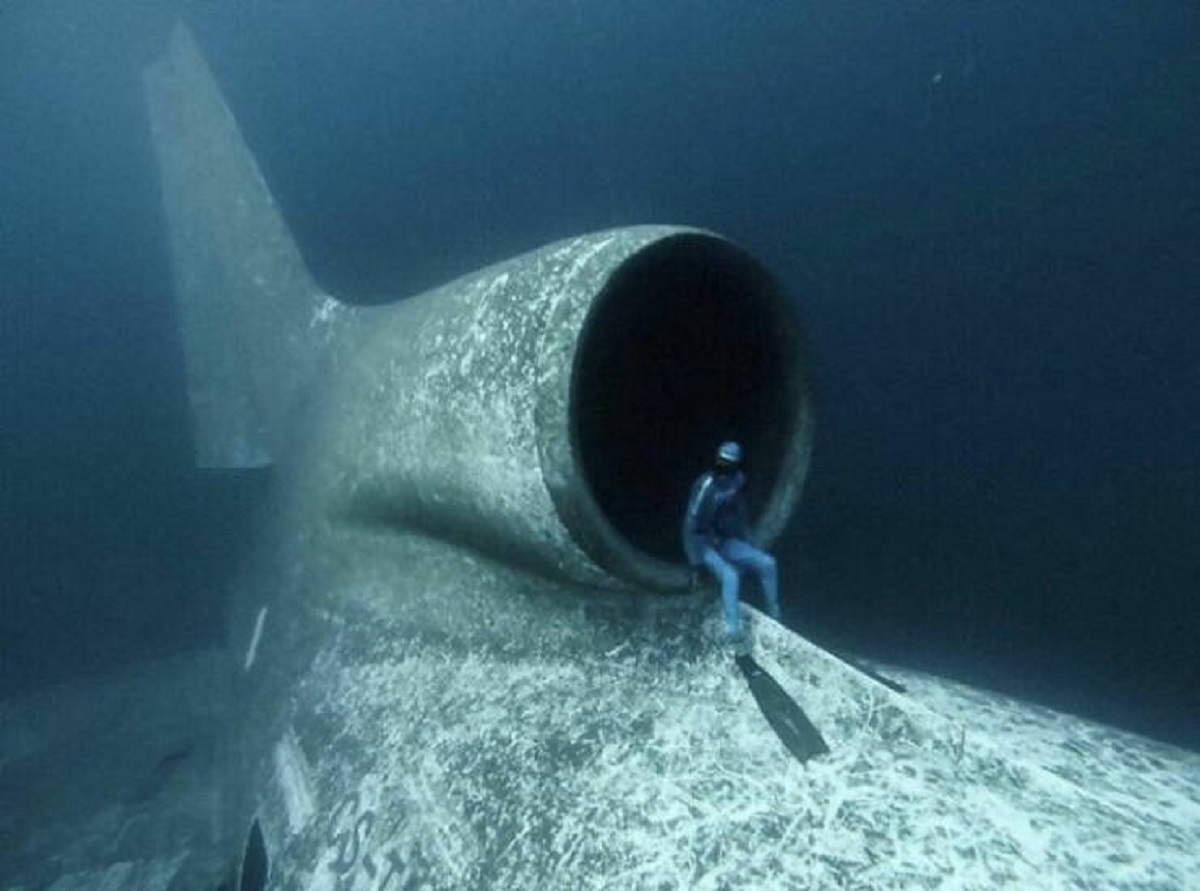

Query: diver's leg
[721,539,780,621]
[701,546,742,636]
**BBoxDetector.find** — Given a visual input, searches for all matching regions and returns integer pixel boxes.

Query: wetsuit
[681,468,780,637]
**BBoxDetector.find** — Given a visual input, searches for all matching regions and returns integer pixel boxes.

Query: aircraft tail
[144,24,338,467]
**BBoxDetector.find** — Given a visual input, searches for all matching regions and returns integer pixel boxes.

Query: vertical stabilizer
[144,24,339,467]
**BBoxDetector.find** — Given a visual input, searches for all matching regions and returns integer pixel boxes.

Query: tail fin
[144,24,339,467]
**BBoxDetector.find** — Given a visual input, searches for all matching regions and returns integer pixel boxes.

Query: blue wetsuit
[681,469,780,636]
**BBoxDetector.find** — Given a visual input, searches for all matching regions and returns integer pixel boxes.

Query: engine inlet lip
[538,230,815,592]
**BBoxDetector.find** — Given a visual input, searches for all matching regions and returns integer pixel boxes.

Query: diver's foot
[721,627,750,657]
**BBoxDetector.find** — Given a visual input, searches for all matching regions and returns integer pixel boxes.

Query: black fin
[736,655,829,762]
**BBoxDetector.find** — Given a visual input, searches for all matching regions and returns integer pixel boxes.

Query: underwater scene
[1,2,1197,888]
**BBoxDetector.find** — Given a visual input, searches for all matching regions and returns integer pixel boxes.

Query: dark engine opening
[572,234,809,564]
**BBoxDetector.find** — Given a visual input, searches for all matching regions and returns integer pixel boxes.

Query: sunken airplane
[122,22,1198,890]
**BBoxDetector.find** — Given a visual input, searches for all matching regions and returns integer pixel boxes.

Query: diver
[682,441,781,651]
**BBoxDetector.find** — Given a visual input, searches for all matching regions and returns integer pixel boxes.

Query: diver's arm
[682,474,717,564]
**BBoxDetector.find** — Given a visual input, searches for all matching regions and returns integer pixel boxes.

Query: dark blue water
[1,1,1196,748]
